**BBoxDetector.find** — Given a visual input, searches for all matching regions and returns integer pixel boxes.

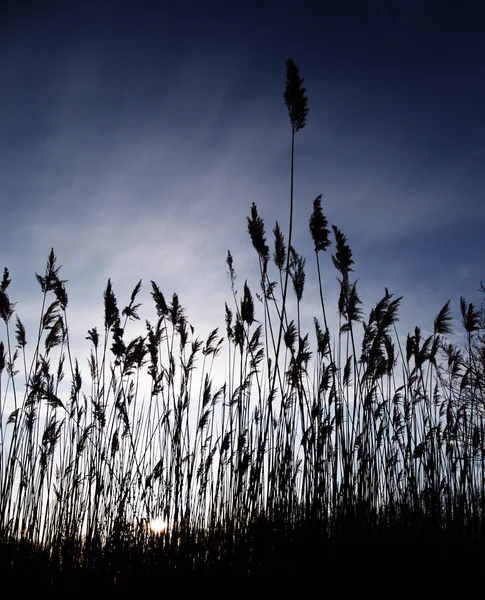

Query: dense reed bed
[1,61,484,584]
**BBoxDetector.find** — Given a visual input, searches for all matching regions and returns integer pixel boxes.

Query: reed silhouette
[1,60,484,586]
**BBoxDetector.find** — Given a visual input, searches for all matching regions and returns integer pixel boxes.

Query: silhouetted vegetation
[1,60,484,586]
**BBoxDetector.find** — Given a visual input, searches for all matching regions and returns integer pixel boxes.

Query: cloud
[1,8,484,421]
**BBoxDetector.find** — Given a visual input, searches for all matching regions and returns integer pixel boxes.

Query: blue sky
[1,0,484,373]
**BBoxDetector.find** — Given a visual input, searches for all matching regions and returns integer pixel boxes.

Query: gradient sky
[1,1,484,376]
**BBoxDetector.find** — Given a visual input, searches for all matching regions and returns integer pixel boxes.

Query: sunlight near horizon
[149,517,168,534]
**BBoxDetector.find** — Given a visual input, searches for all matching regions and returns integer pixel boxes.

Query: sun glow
[149,517,168,534]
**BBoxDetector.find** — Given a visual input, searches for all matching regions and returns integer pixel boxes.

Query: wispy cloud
[1,4,484,388]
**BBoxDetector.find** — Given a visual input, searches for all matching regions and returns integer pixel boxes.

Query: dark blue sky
[1,0,484,347]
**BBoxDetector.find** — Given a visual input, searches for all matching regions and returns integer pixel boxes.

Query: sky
[1,0,485,390]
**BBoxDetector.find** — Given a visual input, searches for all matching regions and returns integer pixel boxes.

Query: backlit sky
[1,1,484,375]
